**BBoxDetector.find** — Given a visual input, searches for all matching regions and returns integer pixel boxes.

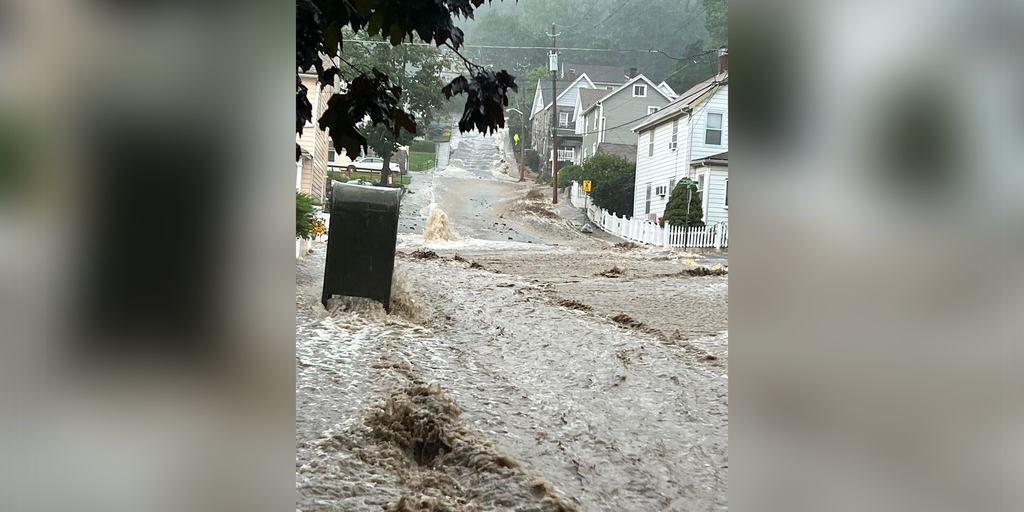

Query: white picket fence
[570,181,728,249]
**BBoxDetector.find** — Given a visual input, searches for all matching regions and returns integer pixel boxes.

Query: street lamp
[506,107,526,182]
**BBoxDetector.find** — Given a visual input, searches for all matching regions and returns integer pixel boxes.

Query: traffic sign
[678,179,698,185]
[582,180,592,192]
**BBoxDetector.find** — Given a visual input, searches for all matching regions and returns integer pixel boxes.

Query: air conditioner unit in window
[668,141,678,150]
[647,213,659,222]
[655,185,667,197]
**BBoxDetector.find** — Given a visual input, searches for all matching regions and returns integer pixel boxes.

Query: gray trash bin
[321,182,402,312]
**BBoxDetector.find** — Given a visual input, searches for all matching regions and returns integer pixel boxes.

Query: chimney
[717,46,728,74]
[567,70,576,81]
[629,67,637,78]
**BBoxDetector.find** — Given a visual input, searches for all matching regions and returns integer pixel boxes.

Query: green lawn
[409,152,435,172]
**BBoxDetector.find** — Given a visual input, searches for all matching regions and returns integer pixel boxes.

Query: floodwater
[297,130,729,511]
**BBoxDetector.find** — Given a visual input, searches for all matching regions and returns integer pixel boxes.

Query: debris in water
[660,266,728,277]
[367,382,461,465]
[424,209,455,241]
[469,262,485,270]
[611,313,645,329]
[557,299,591,311]
[412,249,440,260]
[596,266,626,278]
[613,242,640,250]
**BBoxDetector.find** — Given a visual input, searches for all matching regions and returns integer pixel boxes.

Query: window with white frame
[593,113,599,130]
[645,183,652,214]
[648,106,660,115]
[724,178,729,207]
[328,140,336,163]
[671,119,678,143]
[559,111,569,127]
[633,84,647,97]
[669,178,676,193]
[698,173,706,198]
[705,112,723,145]
[557,146,574,162]
[647,130,655,157]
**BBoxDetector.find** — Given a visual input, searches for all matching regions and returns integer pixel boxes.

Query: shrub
[524,149,540,174]
[296,192,319,239]
[661,184,705,228]
[557,164,584,189]
[578,153,635,217]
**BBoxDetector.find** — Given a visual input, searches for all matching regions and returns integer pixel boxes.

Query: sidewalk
[551,188,625,245]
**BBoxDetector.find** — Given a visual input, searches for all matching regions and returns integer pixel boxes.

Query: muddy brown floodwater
[297,130,727,512]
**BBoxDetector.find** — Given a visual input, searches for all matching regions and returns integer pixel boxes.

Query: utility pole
[519,98,526,182]
[550,23,558,204]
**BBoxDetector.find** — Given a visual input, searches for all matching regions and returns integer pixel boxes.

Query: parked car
[346,156,401,174]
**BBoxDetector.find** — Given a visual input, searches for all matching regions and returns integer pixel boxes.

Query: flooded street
[297,130,728,511]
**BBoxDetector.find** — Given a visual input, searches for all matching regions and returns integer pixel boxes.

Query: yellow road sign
[582,180,592,192]
[514,133,520,143]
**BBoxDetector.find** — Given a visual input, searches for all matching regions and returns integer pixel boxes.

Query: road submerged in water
[297,130,728,512]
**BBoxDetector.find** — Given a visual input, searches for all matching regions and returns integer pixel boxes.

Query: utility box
[321,182,402,312]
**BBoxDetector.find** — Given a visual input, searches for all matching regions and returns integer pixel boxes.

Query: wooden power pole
[550,23,558,204]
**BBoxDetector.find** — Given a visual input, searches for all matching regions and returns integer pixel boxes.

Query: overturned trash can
[321,182,402,312]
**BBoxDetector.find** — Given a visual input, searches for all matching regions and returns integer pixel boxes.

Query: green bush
[574,153,635,217]
[296,192,319,239]
[661,184,705,228]
[409,139,436,153]
[557,164,583,189]
[524,149,540,174]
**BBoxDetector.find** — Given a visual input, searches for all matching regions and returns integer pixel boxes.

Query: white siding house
[631,65,728,223]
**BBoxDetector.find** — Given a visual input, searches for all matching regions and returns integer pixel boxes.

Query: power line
[588,0,635,29]
[651,5,708,48]
[346,39,695,57]
[566,0,604,30]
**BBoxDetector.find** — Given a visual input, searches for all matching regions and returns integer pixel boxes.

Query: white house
[631,50,728,223]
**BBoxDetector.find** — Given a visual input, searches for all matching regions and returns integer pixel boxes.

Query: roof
[597,142,637,163]
[690,151,728,166]
[578,88,606,113]
[563,63,626,84]
[538,80,574,108]
[632,71,728,132]
[579,74,675,117]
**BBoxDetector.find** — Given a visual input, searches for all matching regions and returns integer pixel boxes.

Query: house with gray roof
[529,73,597,173]
[574,74,676,165]
[560,63,627,89]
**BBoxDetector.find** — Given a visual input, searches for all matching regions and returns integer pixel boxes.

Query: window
[592,142,596,155]
[557,146,574,162]
[669,178,676,193]
[645,183,652,214]
[724,178,729,207]
[648,106,660,115]
[606,86,614,90]
[648,130,654,157]
[698,173,706,198]
[559,111,569,127]
[328,145,336,163]
[633,84,647,97]
[594,113,599,130]
[671,119,678,143]
[705,113,723,145]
